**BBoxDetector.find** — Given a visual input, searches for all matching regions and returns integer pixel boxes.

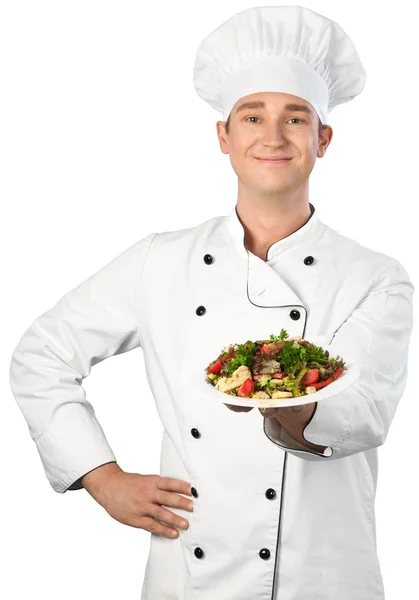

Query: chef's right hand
[84,468,194,539]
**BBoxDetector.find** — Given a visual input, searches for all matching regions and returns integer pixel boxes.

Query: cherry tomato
[237,377,255,397]
[207,359,223,374]
[300,368,319,386]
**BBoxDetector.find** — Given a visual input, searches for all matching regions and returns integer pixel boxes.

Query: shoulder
[145,214,228,257]
[320,221,412,287]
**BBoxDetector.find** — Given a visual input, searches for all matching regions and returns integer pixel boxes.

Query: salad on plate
[205,329,346,400]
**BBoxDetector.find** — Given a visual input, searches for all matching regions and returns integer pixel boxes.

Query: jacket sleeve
[263,258,415,461]
[9,232,157,492]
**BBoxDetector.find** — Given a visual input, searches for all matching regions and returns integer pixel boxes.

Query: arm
[263,259,415,461]
[275,402,329,452]
[79,461,122,499]
[261,402,329,453]
[66,460,120,491]
[9,232,157,492]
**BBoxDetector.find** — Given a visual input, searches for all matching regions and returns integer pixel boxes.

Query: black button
[196,305,206,316]
[304,255,314,265]
[194,547,204,559]
[259,548,271,560]
[204,254,213,265]
[191,428,201,439]
[289,309,300,320]
[191,487,198,498]
[265,488,276,500]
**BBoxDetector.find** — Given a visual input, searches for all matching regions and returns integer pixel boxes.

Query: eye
[245,116,305,124]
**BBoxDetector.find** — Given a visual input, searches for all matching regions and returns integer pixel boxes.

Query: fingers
[224,403,253,413]
[154,488,194,514]
[142,477,195,539]
[140,516,183,538]
[258,407,277,419]
[157,477,193,496]
[149,504,190,533]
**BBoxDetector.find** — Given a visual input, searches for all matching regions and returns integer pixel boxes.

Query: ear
[216,121,230,155]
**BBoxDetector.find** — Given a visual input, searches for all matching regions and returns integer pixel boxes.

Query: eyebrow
[235,100,314,117]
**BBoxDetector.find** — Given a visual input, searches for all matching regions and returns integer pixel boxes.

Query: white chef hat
[193,5,366,125]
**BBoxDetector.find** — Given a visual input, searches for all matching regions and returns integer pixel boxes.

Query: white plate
[181,344,360,408]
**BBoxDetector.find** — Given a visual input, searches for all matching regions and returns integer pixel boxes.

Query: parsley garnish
[226,340,257,377]
[277,340,328,375]
[267,329,289,343]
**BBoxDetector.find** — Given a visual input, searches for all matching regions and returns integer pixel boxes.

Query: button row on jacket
[191,251,308,563]
[194,546,271,560]
[199,253,314,320]
[196,305,301,321]
[203,253,315,266]
[195,547,271,560]
[190,427,276,559]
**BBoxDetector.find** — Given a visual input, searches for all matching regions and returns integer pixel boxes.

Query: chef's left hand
[224,402,326,452]
[224,401,317,428]
[257,402,317,428]
[223,403,253,413]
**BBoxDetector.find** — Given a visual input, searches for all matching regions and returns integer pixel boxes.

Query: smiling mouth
[254,157,293,164]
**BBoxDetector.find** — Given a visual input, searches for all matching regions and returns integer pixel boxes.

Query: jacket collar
[226,201,324,261]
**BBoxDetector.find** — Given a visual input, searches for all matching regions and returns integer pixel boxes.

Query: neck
[236,186,312,261]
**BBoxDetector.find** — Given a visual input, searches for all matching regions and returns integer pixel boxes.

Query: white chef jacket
[9,202,415,600]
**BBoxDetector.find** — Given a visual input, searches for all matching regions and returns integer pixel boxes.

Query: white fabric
[193,5,367,124]
[9,204,414,599]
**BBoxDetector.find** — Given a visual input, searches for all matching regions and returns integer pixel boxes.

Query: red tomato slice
[237,377,255,397]
[271,372,286,379]
[207,359,223,374]
[260,341,285,354]
[300,368,319,386]
[311,368,344,389]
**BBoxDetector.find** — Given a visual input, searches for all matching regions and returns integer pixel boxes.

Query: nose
[259,123,289,146]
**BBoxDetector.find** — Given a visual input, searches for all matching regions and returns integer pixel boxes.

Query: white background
[1,1,417,598]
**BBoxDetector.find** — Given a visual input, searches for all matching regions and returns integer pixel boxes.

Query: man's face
[216,91,332,196]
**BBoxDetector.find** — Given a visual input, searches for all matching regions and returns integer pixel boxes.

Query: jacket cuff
[302,395,350,447]
[263,415,333,458]
[34,407,117,493]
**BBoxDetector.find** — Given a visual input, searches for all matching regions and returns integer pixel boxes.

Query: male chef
[9,5,415,600]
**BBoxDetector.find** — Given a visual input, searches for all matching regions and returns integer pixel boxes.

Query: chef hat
[193,5,366,125]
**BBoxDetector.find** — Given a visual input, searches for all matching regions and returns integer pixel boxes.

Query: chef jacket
[9,202,415,600]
